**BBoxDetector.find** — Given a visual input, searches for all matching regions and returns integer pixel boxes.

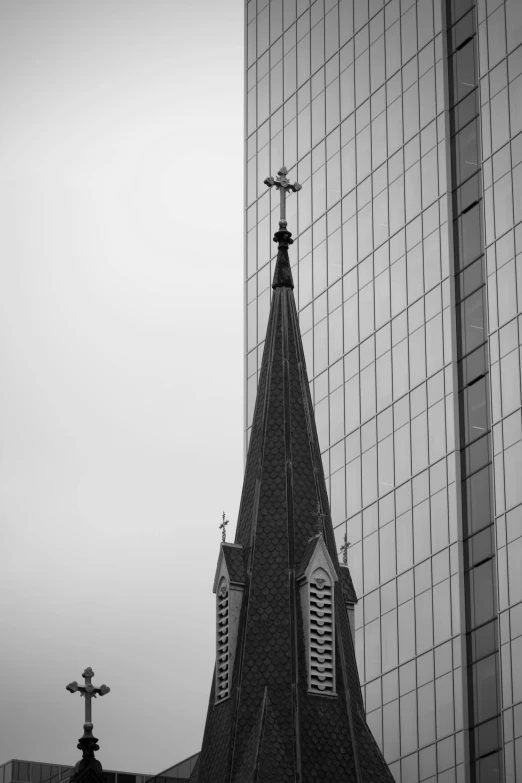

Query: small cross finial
[66,667,110,760]
[264,166,301,226]
[66,667,110,724]
[339,534,351,565]
[219,512,229,542]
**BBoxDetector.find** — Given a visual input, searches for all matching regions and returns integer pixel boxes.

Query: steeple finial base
[70,724,105,783]
[272,222,294,289]
[273,220,293,247]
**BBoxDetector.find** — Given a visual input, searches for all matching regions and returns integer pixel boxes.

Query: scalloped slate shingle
[221,543,246,585]
[296,536,321,580]
[190,230,395,783]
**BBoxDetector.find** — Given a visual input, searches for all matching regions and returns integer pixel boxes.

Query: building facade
[244,0,522,781]
[0,756,199,783]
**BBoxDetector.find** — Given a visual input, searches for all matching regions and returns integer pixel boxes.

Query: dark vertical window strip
[445,2,503,781]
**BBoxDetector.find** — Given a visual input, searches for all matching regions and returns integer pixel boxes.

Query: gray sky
[0,0,244,773]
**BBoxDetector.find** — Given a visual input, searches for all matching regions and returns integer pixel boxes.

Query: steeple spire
[189,180,395,783]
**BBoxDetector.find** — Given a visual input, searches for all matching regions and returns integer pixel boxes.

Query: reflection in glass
[458,288,484,357]
[400,690,417,757]
[436,672,455,738]
[453,41,476,103]
[473,654,499,724]
[454,119,479,186]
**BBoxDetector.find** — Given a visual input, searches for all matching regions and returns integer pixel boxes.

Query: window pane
[458,203,482,268]
[381,608,398,671]
[396,510,413,574]
[383,699,400,760]
[415,590,434,654]
[398,599,415,663]
[433,579,452,644]
[463,377,488,444]
[469,560,496,629]
[400,690,418,756]
[435,672,454,737]
[453,40,476,103]
[418,682,436,746]
[505,442,522,512]
[365,617,381,679]
[453,119,479,186]
[473,654,499,724]
[508,537,522,606]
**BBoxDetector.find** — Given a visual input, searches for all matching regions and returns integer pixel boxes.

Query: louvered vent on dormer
[216,577,230,702]
[309,570,335,694]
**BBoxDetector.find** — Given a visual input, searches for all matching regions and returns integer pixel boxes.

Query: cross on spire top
[219,512,229,542]
[66,667,110,726]
[66,667,110,764]
[264,166,301,226]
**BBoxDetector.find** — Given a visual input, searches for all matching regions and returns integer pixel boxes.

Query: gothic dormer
[212,543,245,704]
[297,534,339,695]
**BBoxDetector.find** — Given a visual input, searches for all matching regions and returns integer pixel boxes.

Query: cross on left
[66,667,110,725]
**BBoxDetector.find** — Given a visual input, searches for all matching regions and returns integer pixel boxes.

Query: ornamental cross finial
[66,667,110,726]
[219,512,229,542]
[339,534,351,565]
[311,501,327,535]
[264,166,301,224]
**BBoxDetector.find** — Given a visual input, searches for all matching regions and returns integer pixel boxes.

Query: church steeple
[190,174,395,783]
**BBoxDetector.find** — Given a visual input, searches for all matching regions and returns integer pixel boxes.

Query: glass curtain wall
[446,2,503,781]
[475,0,522,780]
[244,0,522,781]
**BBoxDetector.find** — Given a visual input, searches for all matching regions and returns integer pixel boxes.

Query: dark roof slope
[339,564,359,605]
[221,543,246,585]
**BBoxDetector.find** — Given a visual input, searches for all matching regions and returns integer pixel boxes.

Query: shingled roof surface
[221,543,246,585]
[190,223,395,783]
[339,564,358,605]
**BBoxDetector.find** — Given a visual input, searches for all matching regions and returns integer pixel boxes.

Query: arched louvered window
[308,569,335,694]
[216,576,230,701]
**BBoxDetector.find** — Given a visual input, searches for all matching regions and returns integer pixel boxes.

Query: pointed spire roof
[190,199,394,782]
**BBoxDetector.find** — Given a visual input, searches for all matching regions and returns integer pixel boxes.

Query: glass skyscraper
[244,0,522,781]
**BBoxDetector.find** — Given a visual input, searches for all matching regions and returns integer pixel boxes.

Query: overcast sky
[0,0,244,773]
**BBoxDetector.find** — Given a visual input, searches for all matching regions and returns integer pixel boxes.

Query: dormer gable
[297,533,339,585]
[298,534,338,696]
[213,542,246,592]
[213,543,245,704]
